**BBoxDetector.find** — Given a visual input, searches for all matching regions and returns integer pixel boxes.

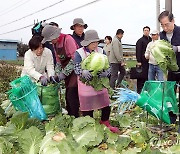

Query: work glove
[98,70,110,78]
[58,72,66,81]
[50,76,58,84]
[172,46,178,53]
[81,70,92,81]
[39,76,48,86]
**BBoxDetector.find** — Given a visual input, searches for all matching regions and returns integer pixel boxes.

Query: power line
[0,24,35,35]
[0,0,30,17]
[0,0,65,28]
[0,0,22,14]
[0,0,102,36]
[46,0,102,21]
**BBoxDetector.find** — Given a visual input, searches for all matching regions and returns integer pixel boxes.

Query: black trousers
[110,63,126,89]
[136,63,148,94]
[65,87,80,118]
[137,78,147,94]
[167,71,180,124]
[82,106,111,121]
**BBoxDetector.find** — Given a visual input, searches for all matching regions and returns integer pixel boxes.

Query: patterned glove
[39,76,48,86]
[58,72,66,81]
[98,70,110,78]
[98,68,111,78]
[81,70,92,81]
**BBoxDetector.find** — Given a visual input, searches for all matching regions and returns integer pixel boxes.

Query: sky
[0,0,180,45]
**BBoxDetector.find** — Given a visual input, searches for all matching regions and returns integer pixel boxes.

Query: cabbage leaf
[18,126,43,154]
[81,52,113,94]
[151,40,179,75]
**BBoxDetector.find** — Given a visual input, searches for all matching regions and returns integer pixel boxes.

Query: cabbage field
[1,100,180,154]
[0,61,180,154]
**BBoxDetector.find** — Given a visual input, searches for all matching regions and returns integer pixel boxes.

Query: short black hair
[105,36,112,42]
[116,29,124,35]
[29,36,44,50]
[158,10,174,22]
[143,26,150,31]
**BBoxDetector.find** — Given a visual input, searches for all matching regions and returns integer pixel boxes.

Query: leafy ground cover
[0,61,180,154]
[0,99,180,154]
[0,62,21,96]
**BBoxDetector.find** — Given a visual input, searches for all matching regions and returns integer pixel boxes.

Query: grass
[3,59,137,68]
[2,59,24,66]
[126,60,137,68]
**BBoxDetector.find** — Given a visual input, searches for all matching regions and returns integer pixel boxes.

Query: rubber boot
[100,120,120,133]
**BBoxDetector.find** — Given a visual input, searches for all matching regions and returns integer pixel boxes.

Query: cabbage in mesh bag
[37,83,61,116]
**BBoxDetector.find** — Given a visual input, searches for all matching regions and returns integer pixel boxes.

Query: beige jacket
[103,43,112,56]
[21,47,55,81]
[109,36,123,63]
[145,40,158,65]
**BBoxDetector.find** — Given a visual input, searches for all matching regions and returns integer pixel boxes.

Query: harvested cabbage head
[81,52,109,76]
[80,52,113,95]
[150,40,179,74]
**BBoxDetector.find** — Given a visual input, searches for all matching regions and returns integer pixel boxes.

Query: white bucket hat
[41,25,61,44]
[81,30,100,46]
[70,18,88,30]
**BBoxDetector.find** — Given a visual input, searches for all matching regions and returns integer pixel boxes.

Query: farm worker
[31,21,57,66]
[158,11,180,124]
[145,30,164,81]
[109,29,126,89]
[103,36,112,62]
[21,35,58,86]
[74,30,120,133]
[42,22,60,67]
[70,18,88,48]
[136,26,152,93]
[41,24,80,118]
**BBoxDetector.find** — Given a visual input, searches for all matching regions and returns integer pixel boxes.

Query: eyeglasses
[160,22,171,28]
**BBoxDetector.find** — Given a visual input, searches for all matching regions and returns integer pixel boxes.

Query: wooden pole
[156,0,160,32]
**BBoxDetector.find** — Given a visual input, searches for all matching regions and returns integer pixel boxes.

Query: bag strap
[62,35,66,49]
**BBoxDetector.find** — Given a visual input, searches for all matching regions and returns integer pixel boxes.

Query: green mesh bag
[8,87,27,112]
[136,81,178,124]
[8,76,47,121]
[37,83,61,116]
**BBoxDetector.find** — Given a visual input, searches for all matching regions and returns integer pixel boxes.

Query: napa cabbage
[81,52,109,76]
[81,52,113,95]
[150,40,179,75]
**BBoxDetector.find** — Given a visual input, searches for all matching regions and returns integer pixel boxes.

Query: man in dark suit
[136,26,152,93]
